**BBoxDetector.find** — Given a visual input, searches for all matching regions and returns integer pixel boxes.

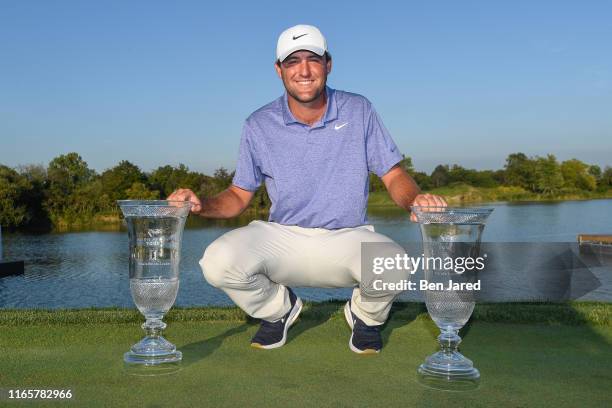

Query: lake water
[1,200,611,309]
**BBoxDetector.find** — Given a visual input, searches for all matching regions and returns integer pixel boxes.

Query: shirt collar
[281,86,338,127]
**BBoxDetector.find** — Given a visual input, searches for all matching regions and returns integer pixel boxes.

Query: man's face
[275,50,332,104]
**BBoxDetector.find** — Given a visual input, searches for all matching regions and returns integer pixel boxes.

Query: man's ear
[326,58,332,75]
[274,62,282,79]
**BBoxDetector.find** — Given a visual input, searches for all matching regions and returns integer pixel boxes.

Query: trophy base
[417,351,480,391]
[123,334,182,375]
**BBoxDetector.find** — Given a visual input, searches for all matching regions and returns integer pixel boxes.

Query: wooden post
[577,234,612,245]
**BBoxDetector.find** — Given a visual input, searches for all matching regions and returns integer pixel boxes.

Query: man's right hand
[167,188,202,214]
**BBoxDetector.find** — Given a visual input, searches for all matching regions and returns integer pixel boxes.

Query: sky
[1,0,611,175]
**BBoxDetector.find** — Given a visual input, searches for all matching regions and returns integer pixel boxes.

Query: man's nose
[297,60,311,77]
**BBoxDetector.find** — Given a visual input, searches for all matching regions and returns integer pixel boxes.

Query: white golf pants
[199,220,406,326]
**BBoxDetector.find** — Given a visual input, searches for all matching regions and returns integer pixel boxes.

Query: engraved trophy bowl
[118,200,191,374]
[412,206,493,391]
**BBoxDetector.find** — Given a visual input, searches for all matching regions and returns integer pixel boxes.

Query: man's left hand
[410,194,448,222]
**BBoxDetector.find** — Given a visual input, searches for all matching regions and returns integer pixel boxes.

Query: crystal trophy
[412,206,493,390]
[118,200,191,371]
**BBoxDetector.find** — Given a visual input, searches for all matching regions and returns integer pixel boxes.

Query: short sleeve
[232,123,263,191]
[365,104,403,177]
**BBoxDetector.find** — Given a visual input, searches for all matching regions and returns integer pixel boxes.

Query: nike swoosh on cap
[292,33,308,40]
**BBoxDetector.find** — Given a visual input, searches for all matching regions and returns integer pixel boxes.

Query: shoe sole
[251,297,303,350]
[343,301,379,355]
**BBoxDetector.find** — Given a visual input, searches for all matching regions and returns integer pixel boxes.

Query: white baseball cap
[276,24,328,62]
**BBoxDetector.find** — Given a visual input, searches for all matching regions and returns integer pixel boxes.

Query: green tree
[213,167,232,182]
[447,164,468,184]
[430,165,450,188]
[252,185,270,211]
[492,169,506,185]
[398,156,414,174]
[45,153,96,224]
[368,156,415,192]
[65,179,110,221]
[469,170,498,188]
[504,153,536,190]
[441,164,499,188]
[212,167,233,192]
[412,171,432,190]
[17,164,47,185]
[560,159,596,191]
[125,182,160,200]
[47,153,95,194]
[602,166,612,187]
[100,160,146,202]
[369,174,385,192]
[149,164,209,198]
[588,165,604,190]
[534,155,564,194]
[16,164,50,229]
[0,165,32,228]
[588,165,602,181]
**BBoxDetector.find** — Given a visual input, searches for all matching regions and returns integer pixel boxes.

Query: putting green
[1,303,610,407]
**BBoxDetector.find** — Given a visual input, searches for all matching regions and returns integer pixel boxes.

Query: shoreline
[369,185,612,208]
[5,192,611,232]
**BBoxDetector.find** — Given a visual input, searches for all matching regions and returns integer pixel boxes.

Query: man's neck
[287,90,327,126]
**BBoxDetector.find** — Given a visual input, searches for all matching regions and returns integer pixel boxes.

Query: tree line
[1,152,610,231]
[370,153,611,194]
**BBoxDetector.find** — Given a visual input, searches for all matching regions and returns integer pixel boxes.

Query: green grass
[0,301,610,327]
[1,302,611,407]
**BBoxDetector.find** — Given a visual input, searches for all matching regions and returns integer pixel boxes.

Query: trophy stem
[143,318,167,337]
[438,328,461,355]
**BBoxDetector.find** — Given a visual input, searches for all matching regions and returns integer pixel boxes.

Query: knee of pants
[198,237,237,288]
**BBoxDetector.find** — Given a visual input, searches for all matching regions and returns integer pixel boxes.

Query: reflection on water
[1,200,611,308]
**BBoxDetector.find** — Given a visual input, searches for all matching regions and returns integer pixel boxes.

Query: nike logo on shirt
[334,122,348,130]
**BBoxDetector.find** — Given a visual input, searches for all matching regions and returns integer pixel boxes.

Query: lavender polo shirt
[232,86,403,229]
